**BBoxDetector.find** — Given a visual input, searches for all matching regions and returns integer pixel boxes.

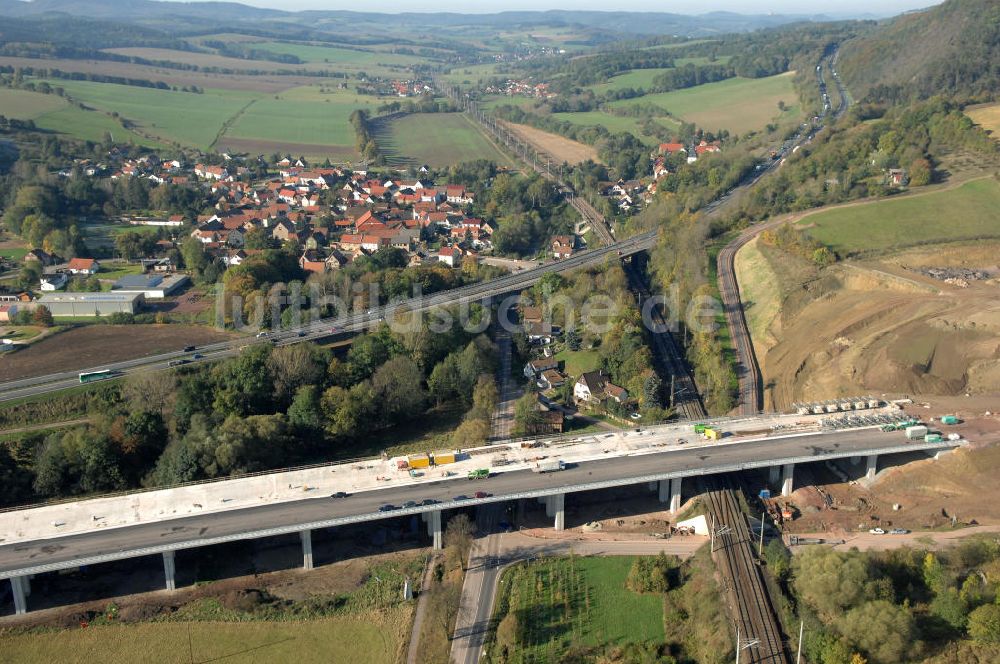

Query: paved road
[0,428,953,577]
[716,49,851,416]
[0,232,656,403]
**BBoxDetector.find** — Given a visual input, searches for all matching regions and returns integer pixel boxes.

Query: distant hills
[839,0,1000,102]
[0,0,847,38]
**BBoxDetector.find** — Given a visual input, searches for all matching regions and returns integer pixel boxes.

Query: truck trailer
[532,460,566,473]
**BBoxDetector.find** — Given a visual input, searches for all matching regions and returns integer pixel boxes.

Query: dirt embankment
[736,238,1000,411]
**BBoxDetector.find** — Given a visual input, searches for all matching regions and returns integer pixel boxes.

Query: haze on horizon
[159,0,940,18]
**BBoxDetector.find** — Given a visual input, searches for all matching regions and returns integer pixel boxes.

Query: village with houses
[0,149,586,330]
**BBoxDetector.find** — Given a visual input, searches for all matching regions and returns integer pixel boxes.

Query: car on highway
[474,491,491,499]
[183,345,196,352]
[889,528,910,535]
[453,494,470,501]
[421,498,441,506]
[629,412,641,420]
[402,500,418,508]
[378,504,397,512]
[192,353,204,359]
[297,331,307,337]
[869,528,886,535]
[167,359,189,368]
[330,491,349,499]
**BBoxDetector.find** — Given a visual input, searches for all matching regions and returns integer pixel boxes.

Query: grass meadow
[799,178,1000,255]
[374,112,512,167]
[608,72,798,135]
[488,556,666,662]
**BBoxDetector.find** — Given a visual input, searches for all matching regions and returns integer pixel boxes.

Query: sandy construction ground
[736,237,1000,411]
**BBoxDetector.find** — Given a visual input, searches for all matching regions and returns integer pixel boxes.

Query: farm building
[37,292,144,317]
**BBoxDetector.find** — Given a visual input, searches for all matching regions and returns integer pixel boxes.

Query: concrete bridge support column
[648,481,658,492]
[300,530,313,571]
[544,496,555,518]
[669,478,682,514]
[428,510,443,550]
[768,465,780,486]
[866,455,878,481]
[162,550,176,591]
[10,576,28,615]
[781,464,795,498]
[657,480,670,503]
[552,494,565,531]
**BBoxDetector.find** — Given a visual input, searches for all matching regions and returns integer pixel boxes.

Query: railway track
[704,480,788,664]
[625,263,706,421]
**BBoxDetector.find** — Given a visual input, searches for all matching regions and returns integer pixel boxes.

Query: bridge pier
[669,478,682,514]
[781,464,795,497]
[428,510,443,550]
[657,480,669,503]
[9,576,28,615]
[300,529,314,570]
[768,465,780,486]
[551,494,565,531]
[866,455,878,481]
[162,550,176,591]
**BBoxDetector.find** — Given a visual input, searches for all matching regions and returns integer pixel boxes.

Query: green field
[489,556,665,661]
[554,347,600,378]
[609,72,798,135]
[586,59,732,95]
[0,87,157,146]
[799,178,1000,255]
[34,104,162,148]
[586,68,675,94]
[0,614,405,664]
[551,111,674,145]
[0,88,66,119]
[223,88,375,157]
[0,246,28,261]
[253,41,427,72]
[47,80,259,149]
[374,112,513,167]
[440,62,509,86]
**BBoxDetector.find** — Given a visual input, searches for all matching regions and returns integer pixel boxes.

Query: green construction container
[694,423,708,434]
[925,433,943,443]
[941,415,959,425]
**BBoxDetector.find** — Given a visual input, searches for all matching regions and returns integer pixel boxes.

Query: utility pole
[796,620,804,664]
[759,511,765,557]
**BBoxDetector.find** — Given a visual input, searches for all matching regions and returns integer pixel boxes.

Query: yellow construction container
[704,428,721,441]
[407,453,430,469]
[432,450,456,465]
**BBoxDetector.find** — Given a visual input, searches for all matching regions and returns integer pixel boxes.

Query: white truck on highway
[532,460,565,473]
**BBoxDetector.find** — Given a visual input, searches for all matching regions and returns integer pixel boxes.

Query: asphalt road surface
[0,428,937,576]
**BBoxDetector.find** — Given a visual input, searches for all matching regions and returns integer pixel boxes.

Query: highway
[0,231,655,403]
[716,48,851,415]
[0,427,956,578]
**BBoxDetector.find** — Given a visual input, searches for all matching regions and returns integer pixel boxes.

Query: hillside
[840,0,1000,103]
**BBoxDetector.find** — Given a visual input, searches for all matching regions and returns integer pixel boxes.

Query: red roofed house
[67,258,100,275]
[658,143,687,155]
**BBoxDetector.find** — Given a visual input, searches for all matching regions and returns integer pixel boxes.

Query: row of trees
[4,311,500,503]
